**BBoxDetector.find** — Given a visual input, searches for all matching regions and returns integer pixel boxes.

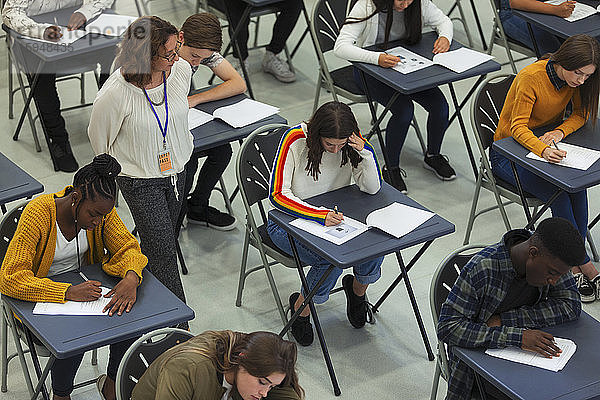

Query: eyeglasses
[158,40,182,62]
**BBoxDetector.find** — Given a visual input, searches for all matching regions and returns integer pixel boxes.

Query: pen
[334,205,339,215]
[53,16,59,27]
[79,271,89,282]
[552,139,560,151]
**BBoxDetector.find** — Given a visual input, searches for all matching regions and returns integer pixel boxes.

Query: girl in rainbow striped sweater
[268,101,384,346]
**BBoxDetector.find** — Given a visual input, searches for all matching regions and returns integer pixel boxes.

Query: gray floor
[2,0,600,399]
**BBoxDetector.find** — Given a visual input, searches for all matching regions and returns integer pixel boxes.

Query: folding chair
[438,0,475,48]
[235,124,295,325]
[486,0,536,74]
[311,0,426,155]
[429,244,487,400]
[1,202,98,397]
[115,327,194,400]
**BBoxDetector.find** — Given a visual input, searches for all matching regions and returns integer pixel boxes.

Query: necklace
[147,90,166,106]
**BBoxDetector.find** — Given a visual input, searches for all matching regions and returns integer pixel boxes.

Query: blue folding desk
[269,183,455,395]
[2,264,195,400]
[492,120,600,229]
[453,312,600,400]
[352,32,501,179]
[0,152,43,214]
[512,0,600,57]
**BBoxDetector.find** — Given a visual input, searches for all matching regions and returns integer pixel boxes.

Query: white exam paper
[188,108,214,130]
[33,286,111,316]
[526,142,600,170]
[387,45,434,74]
[485,337,576,372]
[212,98,279,128]
[366,202,435,238]
[289,216,368,245]
[26,26,87,45]
[544,0,599,21]
[85,14,137,37]
[432,48,494,74]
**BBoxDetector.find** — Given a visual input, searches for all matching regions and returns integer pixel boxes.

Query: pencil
[334,205,339,215]
[552,140,560,151]
[53,17,59,26]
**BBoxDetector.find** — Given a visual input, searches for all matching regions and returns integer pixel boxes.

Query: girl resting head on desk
[132,330,304,400]
[0,153,147,400]
[492,34,600,303]
[333,0,456,193]
[268,101,384,346]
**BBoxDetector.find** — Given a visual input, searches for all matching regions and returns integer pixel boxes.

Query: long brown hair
[542,34,600,124]
[113,16,178,88]
[160,330,304,398]
[305,101,362,180]
[344,0,422,49]
[181,12,222,51]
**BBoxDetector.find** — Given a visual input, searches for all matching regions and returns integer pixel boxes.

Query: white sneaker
[262,50,295,83]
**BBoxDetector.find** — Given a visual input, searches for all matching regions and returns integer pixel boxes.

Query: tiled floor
[1,0,599,399]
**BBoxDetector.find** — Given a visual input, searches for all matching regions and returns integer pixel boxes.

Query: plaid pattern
[546,59,567,91]
[437,230,581,399]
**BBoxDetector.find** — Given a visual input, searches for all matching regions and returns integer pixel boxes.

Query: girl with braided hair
[132,330,304,400]
[0,153,147,400]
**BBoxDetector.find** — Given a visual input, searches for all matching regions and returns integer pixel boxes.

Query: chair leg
[8,50,14,120]
[216,177,234,215]
[463,171,483,245]
[15,71,41,152]
[236,228,251,307]
[91,348,98,366]
[454,0,474,48]
[587,230,599,262]
[257,247,287,325]
[412,116,426,155]
[7,312,35,397]
[430,361,442,400]
[80,73,85,104]
[1,304,8,392]
[312,74,322,114]
[283,44,295,74]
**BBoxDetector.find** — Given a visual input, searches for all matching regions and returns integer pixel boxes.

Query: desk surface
[453,312,600,400]
[352,32,501,94]
[2,264,194,359]
[269,183,455,268]
[0,153,44,207]
[492,120,600,193]
[191,93,287,152]
[513,0,600,40]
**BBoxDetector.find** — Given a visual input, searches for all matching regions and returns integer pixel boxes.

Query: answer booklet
[485,337,576,372]
[526,142,600,170]
[188,98,280,130]
[544,0,600,22]
[387,45,494,74]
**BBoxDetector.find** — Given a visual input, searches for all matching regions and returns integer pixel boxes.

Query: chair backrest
[236,124,289,226]
[115,328,194,400]
[311,0,351,55]
[471,74,516,152]
[0,201,29,265]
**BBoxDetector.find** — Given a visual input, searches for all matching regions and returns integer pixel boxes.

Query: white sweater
[333,0,453,65]
[2,0,113,39]
[88,59,194,179]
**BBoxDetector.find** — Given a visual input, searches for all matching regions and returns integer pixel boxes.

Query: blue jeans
[353,68,449,167]
[490,148,590,264]
[267,220,384,303]
[498,0,562,55]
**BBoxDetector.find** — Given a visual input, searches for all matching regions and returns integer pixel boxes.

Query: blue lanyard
[143,71,169,147]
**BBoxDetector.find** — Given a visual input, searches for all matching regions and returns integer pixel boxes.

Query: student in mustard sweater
[0,154,147,400]
[132,330,303,400]
[268,101,384,346]
[492,34,600,303]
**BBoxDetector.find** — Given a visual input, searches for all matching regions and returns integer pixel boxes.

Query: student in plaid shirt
[437,217,585,399]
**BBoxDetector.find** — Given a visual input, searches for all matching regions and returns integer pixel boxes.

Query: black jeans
[224,0,303,60]
[51,337,136,397]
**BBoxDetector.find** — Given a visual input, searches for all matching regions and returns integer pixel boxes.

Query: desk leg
[176,240,189,275]
[447,75,486,129]
[447,82,478,179]
[526,22,541,59]
[23,329,51,400]
[469,0,487,51]
[219,5,254,99]
[474,373,489,400]
[280,233,341,396]
[1,205,6,214]
[13,60,44,142]
[290,2,319,59]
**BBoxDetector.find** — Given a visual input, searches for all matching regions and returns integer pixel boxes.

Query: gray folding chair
[115,327,194,400]
[429,244,486,400]
[311,0,426,155]
[486,0,536,74]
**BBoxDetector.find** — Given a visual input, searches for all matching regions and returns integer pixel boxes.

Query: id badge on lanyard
[158,141,174,174]
[144,72,174,175]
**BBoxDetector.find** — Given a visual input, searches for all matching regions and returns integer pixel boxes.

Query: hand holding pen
[325,205,344,226]
[378,52,402,68]
[541,139,567,163]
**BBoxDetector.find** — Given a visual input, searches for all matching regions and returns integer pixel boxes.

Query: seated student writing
[2,0,115,172]
[178,12,246,230]
[491,34,600,302]
[334,0,456,194]
[0,154,148,400]
[437,217,585,400]
[268,101,384,346]
[499,0,573,55]
[131,330,304,400]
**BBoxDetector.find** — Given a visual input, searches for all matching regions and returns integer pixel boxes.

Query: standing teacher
[88,16,193,310]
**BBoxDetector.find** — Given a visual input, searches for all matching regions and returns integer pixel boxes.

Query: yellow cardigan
[495,59,586,157]
[0,187,147,303]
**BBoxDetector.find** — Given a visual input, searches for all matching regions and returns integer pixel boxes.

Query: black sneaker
[592,275,600,302]
[187,204,237,231]
[381,165,408,194]
[289,292,313,346]
[49,140,78,172]
[575,273,596,303]
[342,274,367,329]
[423,154,456,181]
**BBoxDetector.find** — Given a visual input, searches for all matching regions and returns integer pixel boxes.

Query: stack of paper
[432,48,495,74]
[544,0,600,22]
[33,287,111,316]
[188,108,214,130]
[366,202,435,238]
[526,143,600,170]
[485,337,576,372]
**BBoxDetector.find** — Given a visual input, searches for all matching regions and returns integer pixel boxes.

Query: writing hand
[65,280,102,301]
[553,1,576,18]
[433,37,450,54]
[67,12,87,30]
[542,147,567,163]
[347,132,365,151]
[539,129,564,146]
[378,53,401,68]
[522,329,562,358]
[43,26,62,42]
[102,271,139,316]
[325,211,344,226]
